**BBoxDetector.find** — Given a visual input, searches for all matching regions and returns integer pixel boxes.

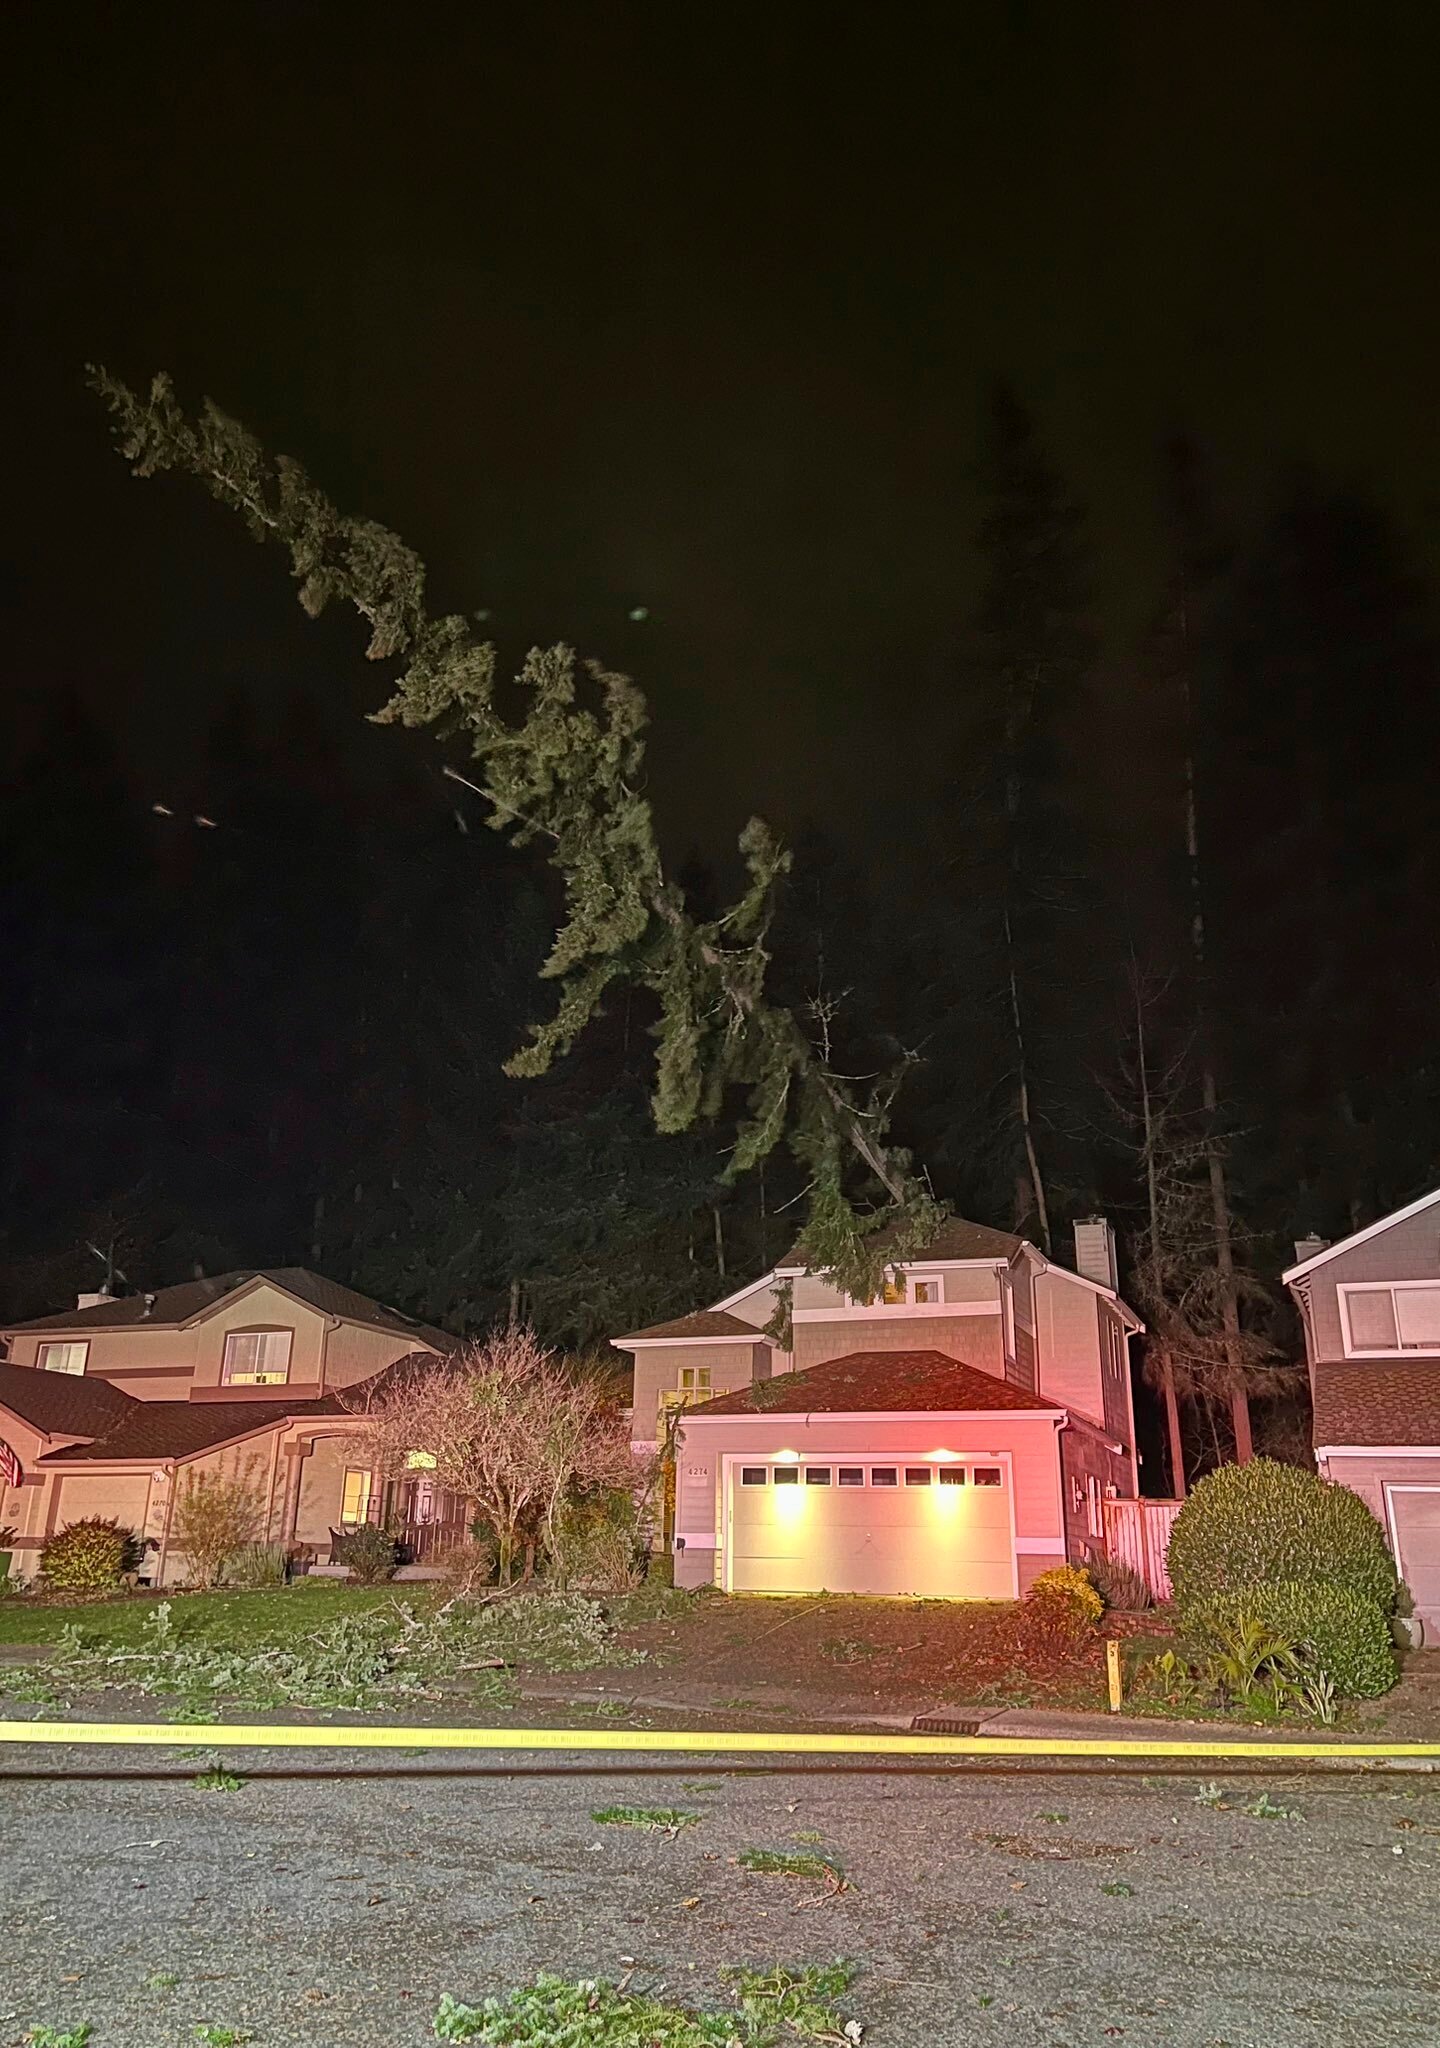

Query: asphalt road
[3,1753,1439,2047]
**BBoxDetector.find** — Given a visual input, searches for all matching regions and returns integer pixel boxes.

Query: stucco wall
[5,1324,199,1396]
[1302,1208,1440,1361]
[626,1341,770,1444]
[793,1314,1006,1377]
[323,1320,433,1388]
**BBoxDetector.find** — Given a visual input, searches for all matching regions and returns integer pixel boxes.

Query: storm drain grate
[910,1714,983,1736]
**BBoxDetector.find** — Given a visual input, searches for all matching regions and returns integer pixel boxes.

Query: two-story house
[1284,1187,1440,1632]
[614,1216,1141,1598]
[0,1268,455,1583]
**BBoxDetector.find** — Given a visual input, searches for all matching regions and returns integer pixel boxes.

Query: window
[221,1329,293,1385]
[1105,1319,1125,1379]
[912,1276,941,1305]
[805,1466,832,1486]
[1342,1284,1440,1355]
[678,1365,713,1397]
[973,1466,1002,1487]
[740,1465,768,1487]
[772,1465,799,1486]
[904,1467,932,1487]
[877,1273,943,1306]
[1086,1472,1103,1538]
[837,1467,865,1487]
[38,1341,88,1375]
[1002,1279,1016,1359]
[870,1467,898,1487]
[341,1468,373,1525]
[938,1466,966,1487]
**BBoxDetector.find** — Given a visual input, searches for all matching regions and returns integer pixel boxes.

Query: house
[613,1216,1141,1597]
[1284,1187,1440,1632]
[0,1269,458,1583]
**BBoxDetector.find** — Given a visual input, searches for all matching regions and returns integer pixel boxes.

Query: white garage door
[52,1473,151,1538]
[1391,1489,1440,1620]
[727,1458,1015,1599]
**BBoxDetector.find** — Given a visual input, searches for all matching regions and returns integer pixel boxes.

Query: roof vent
[1293,1234,1329,1266]
[1072,1217,1118,1291]
[76,1290,114,1311]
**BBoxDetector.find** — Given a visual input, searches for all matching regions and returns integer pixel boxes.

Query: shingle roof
[614,1310,765,1344]
[36,1394,358,1464]
[1311,1359,1440,1448]
[0,1360,138,1441]
[684,1349,1065,1417]
[3,1268,453,1349]
[778,1216,1026,1272]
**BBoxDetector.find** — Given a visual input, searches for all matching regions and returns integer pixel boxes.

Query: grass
[0,1582,406,1648]
[24,2028,92,2048]
[592,1805,700,1832]
[432,1963,858,2044]
[738,1847,851,1891]
[192,1767,245,1792]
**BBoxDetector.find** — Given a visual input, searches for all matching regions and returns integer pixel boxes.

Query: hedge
[40,1517,136,1591]
[1166,1457,1398,1614]
[1188,1580,1397,1699]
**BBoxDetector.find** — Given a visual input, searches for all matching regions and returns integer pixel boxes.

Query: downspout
[264,1427,282,1542]
[155,1462,178,1586]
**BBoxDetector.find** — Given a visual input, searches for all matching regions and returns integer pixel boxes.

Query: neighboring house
[613,1216,1141,1597]
[1285,1187,1440,1632]
[0,1269,456,1582]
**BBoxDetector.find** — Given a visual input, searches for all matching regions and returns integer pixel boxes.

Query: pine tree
[90,369,942,1301]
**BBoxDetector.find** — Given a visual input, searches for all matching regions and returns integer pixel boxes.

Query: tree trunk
[1004,905,1052,1254]
[1160,1357,1187,1500]
[1133,965,1187,1497]
[713,1205,726,1281]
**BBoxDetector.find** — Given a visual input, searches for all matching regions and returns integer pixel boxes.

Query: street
[3,1753,1439,2046]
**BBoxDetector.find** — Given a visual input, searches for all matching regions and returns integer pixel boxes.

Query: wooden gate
[1103,1497,1181,1601]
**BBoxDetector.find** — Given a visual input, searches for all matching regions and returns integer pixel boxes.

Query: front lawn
[0,1580,407,1650]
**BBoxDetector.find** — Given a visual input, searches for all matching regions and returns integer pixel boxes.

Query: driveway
[3,1750,1439,2046]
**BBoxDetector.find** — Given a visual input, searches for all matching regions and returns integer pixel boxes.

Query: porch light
[773,1448,800,1462]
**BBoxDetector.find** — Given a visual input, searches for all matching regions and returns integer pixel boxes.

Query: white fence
[1103,1496,1181,1601]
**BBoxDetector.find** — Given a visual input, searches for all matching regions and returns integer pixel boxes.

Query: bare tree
[347,1329,636,1583]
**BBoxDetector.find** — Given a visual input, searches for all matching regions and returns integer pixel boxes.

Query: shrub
[170,1463,265,1588]
[226,1541,288,1589]
[549,1490,645,1592]
[1188,1581,1397,1699]
[40,1517,136,1590]
[330,1523,398,1584]
[1085,1552,1152,1612]
[1166,1458,1398,1615]
[1028,1564,1104,1626]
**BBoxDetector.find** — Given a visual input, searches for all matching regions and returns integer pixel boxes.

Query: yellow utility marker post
[1106,1638,1123,1713]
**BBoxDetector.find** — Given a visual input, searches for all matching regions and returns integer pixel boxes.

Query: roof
[3,1267,453,1349]
[778,1216,1026,1272]
[683,1349,1066,1417]
[614,1310,765,1344]
[1311,1358,1440,1448]
[1283,1185,1440,1283]
[0,1360,138,1441]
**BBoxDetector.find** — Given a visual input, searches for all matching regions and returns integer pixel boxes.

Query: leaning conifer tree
[90,369,942,1304]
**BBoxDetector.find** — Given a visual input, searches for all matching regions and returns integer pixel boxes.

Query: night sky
[8,3,1440,843]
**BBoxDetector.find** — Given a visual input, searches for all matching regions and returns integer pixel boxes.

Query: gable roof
[1283,1186,1440,1284]
[3,1268,453,1349]
[614,1310,766,1344]
[683,1349,1066,1418]
[777,1217,1026,1273]
[1311,1358,1440,1449]
[0,1360,138,1442]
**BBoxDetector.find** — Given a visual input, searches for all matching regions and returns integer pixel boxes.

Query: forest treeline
[3,395,1438,1488]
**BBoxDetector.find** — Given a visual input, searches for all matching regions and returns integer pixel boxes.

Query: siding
[1318,1451,1440,1625]
[1034,1271,1105,1425]
[628,1341,771,1445]
[1303,1209,1440,1362]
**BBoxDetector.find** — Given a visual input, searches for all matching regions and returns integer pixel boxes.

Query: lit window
[973,1466,1003,1487]
[221,1329,293,1386]
[938,1467,966,1487]
[837,1467,864,1487]
[870,1467,898,1487]
[341,1468,373,1525]
[38,1341,89,1376]
[740,1466,768,1487]
[904,1467,932,1487]
[912,1277,941,1304]
[805,1466,832,1486]
[678,1366,713,1396]
[772,1465,799,1486]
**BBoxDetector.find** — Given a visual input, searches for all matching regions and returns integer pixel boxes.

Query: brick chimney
[1072,1217,1118,1291]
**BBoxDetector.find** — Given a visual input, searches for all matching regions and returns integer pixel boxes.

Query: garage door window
[773,1466,799,1486]
[740,1467,767,1487]
[871,1467,897,1487]
[938,1467,966,1486]
[973,1466,1002,1487]
[905,1467,932,1486]
[805,1467,831,1486]
[837,1467,864,1487]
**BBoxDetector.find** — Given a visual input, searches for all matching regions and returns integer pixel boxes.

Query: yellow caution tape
[0,1720,1436,1760]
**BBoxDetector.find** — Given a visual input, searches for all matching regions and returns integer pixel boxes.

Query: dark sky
[6,1,1440,850]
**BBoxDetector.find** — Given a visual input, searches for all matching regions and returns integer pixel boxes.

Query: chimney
[76,1290,114,1311]
[1293,1234,1329,1266]
[1073,1217,1118,1291]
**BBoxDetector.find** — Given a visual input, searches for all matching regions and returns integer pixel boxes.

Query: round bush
[41,1517,135,1591]
[1166,1458,1398,1614]
[1027,1564,1104,1626]
[1189,1581,1396,1699]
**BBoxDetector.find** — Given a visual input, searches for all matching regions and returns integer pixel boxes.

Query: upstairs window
[38,1340,88,1375]
[876,1273,943,1306]
[678,1366,712,1398]
[221,1328,293,1386]
[1341,1284,1440,1355]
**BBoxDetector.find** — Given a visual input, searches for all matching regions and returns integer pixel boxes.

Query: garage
[725,1456,1016,1599]
[50,1470,151,1538]
[1389,1488,1440,1624]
